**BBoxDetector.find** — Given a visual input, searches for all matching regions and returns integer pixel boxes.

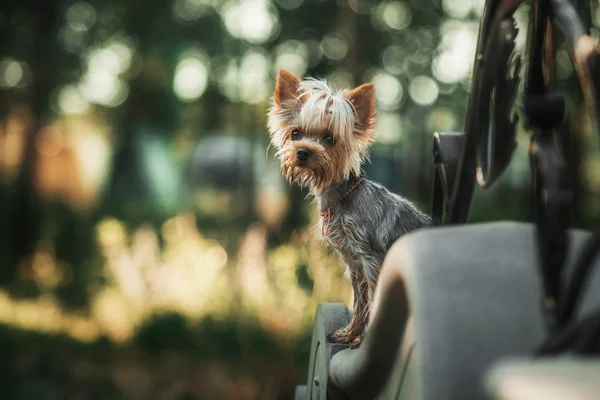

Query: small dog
[267,70,431,348]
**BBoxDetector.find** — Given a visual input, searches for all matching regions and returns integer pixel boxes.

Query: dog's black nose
[296,148,311,161]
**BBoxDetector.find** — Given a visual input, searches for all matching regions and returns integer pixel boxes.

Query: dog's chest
[322,211,369,266]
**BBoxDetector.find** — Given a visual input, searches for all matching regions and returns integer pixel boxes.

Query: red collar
[321,178,363,237]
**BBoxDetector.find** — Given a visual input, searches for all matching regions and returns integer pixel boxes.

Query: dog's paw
[348,335,364,349]
[327,328,352,344]
[327,328,363,347]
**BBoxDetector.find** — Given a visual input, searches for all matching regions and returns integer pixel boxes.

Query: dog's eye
[291,129,300,140]
[324,135,334,145]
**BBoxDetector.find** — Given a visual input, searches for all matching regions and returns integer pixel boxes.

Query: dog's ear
[274,69,301,106]
[346,83,376,133]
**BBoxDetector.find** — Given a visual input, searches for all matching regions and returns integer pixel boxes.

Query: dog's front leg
[328,267,370,348]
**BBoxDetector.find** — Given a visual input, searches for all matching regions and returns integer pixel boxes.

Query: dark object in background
[188,135,255,191]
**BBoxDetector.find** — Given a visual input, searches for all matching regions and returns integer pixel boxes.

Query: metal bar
[446,0,526,224]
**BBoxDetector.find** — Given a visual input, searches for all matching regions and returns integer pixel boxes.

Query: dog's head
[267,70,376,193]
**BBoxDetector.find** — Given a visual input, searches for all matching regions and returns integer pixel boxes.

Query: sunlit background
[0,0,599,398]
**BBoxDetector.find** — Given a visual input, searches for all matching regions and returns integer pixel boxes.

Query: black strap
[431,132,465,226]
[432,169,444,226]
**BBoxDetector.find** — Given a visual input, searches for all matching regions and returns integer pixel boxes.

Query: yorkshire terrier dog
[267,70,430,348]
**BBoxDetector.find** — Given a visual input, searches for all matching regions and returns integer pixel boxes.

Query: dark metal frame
[435,0,600,333]
[439,0,599,226]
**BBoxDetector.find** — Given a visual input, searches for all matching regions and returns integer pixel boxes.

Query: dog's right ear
[346,83,376,132]
[274,69,300,106]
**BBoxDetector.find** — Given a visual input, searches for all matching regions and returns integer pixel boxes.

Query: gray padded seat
[362,222,600,399]
[485,358,600,399]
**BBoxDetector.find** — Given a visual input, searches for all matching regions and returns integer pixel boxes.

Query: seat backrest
[369,221,599,399]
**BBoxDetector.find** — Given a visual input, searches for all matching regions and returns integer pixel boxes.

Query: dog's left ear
[274,69,301,106]
[346,83,376,133]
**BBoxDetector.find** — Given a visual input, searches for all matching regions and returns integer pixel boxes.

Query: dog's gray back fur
[318,173,431,287]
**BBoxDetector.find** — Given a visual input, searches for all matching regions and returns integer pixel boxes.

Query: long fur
[267,70,430,347]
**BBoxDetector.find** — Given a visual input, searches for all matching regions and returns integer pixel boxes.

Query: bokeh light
[0,114,27,169]
[174,53,210,102]
[372,1,412,32]
[57,25,87,53]
[471,0,487,15]
[442,0,474,19]
[372,71,404,110]
[87,47,125,76]
[274,40,309,78]
[35,127,65,158]
[58,85,91,115]
[321,33,348,62]
[205,243,228,269]
[382,45,406,75]
[222,0,279,44]
[79,70,129,107]
[239,50,270,104]
[432,20,478,84]
[66,1,97,31]
[74,37,136,108]
[70,122,112,198]
[348,0,372,15]
[375,112,404,144]
[105,40,135,74]
[0,59,23,88]
[427,106,458,132]
[172,0,213,23]
[0,59,31,88]
[409,75,439,106]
